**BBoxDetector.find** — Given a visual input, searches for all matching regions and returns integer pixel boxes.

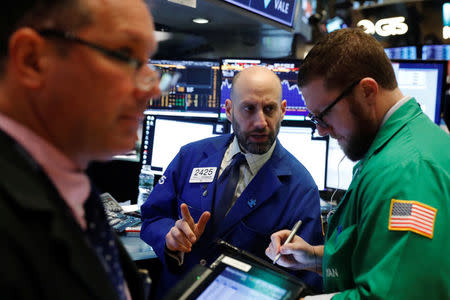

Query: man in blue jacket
[140,66,324,297]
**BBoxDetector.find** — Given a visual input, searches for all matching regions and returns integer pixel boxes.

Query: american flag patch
[388,199,437,239]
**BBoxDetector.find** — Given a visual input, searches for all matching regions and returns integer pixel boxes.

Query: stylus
[272,220,302,265]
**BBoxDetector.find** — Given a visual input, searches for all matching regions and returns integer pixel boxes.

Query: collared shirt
[219,136,277,209]
[168,135,277,265]
[0,113,90,229]
[380,95,411,127]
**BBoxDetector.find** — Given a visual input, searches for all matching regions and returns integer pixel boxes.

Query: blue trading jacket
[140,134,324,296]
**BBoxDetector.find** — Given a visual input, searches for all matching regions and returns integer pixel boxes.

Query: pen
[273,220,302,264]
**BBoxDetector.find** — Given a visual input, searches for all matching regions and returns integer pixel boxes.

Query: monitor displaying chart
[220,58,306,120]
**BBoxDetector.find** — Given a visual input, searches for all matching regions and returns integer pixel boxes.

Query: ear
[280,99,287,120]
[225,99,233,122]
[8,28,48,89]
[359,77,378,105]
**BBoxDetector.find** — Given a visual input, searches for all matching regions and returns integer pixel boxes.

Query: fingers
[180,203,195,229]
[280,235,310,255]
[165,226,193,252]
[167,204,211,253]
[265,229,292,260]
[265,246,277,260]
[195,211,211,237]
[270,229,292,251]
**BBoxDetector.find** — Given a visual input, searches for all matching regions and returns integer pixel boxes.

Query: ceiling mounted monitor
[220,0,299,29]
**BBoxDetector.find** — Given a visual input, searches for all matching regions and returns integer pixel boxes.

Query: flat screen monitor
[141,114,228,175]
[146,59,221,118]
[421,45,450,60]
[277,122,327,190]
[221,0,299,29]
[220,58,306,121]
[326,138,356,191]
[391,59,447,124]
[326,16,348,33]
[384,46,417,59]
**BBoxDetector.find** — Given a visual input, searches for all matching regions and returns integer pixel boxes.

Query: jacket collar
[362,98,422,166]
[200,134,292,176]
[346,98,422,195]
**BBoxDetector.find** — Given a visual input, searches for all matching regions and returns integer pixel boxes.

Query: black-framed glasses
[37,29,159,91]
[307,79,361,129]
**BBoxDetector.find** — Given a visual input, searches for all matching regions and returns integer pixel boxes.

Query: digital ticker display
[220,58,307,120]
[147,59,221,118]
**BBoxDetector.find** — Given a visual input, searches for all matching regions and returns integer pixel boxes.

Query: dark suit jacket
[0,130,147,300]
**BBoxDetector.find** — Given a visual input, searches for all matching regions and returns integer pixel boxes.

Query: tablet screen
[181,255,304,300]
[196,266,289,300]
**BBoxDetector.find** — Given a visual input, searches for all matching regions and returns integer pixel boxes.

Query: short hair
[0,0,93,73]
[298,28,397,91]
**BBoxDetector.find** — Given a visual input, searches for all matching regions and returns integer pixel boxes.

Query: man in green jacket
[266,28,450,299]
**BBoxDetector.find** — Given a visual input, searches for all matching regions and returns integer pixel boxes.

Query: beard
[232,117,280,154]
[340,98,379,161]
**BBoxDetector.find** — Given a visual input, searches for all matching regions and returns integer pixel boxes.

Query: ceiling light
[154,31,173,42]
[192,18,210,24]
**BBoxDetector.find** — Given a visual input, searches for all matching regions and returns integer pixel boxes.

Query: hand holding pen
[272,220,302,264]
[265,220,322,272]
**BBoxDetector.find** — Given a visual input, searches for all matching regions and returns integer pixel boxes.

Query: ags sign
[357,16,408,37]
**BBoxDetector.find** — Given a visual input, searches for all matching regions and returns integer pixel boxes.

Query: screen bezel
[218,0,299,31]
[219,57,304,120]
[279,120,328,191]
[390,59,447,124]
[146,58,222,118]
[182,254,306,300]
[139,114,230,174]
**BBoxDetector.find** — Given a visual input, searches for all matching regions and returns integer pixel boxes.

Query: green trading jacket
[323,98,450,299]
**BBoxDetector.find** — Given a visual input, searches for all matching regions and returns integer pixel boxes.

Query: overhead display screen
[222,0,298,27]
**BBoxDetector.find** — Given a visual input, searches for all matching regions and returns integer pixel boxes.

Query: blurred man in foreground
[0,1,160,299]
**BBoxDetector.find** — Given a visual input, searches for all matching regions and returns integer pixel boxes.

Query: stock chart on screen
[147,59,221,118]
[220,58,307,120]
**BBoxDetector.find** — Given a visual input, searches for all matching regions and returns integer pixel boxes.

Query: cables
[330,154,346,204]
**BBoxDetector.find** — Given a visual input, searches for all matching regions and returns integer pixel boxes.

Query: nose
[134,66,161,107]
[316,124,331,137]
[253,109,268,129]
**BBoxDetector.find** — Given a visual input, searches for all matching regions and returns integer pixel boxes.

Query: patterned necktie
[84,189,127,300]
[214,152,247,227]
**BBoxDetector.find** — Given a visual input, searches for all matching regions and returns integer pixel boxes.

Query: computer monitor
[146,59,221,118]
[326,138,356,191]
[384,46,417,60]
[326,16,348,33]
[221,0,299,29]
[140,114,228,175]
[277,122,327,190]
[220,58,306,121]
[421,45,450,60]
[391,59,447,124]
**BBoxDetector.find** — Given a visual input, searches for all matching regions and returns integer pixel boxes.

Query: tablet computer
[165,241,309,300]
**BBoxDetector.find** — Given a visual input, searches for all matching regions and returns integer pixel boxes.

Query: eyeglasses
[307,79,361,129]
[37,29,159,91]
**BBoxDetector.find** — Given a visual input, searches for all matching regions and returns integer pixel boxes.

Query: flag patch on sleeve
[388,199,437,239]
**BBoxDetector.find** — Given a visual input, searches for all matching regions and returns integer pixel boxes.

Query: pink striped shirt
[0,113,90,229]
